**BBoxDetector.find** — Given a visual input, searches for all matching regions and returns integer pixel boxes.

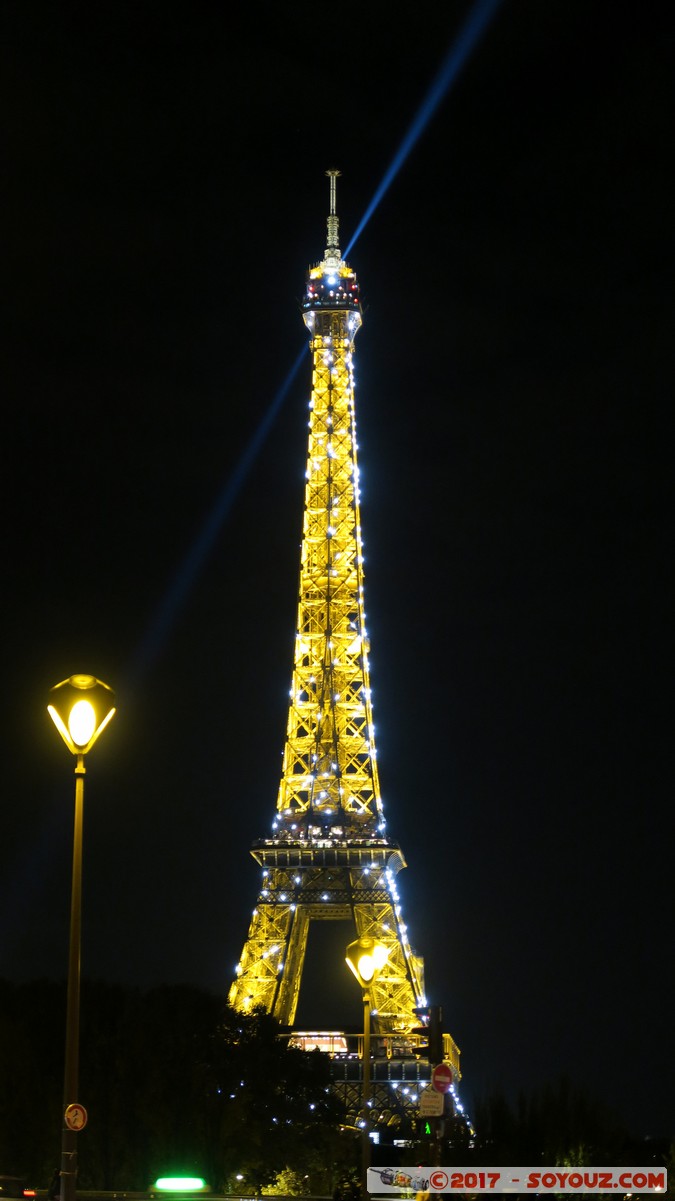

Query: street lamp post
[345,936,389,1200]
[48,674,116,1201]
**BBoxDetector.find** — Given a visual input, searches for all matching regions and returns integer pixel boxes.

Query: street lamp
[48,674,116,1201]
[345,936,389,1199]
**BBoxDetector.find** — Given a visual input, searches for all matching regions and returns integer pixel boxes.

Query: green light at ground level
[152,1179,208,1193]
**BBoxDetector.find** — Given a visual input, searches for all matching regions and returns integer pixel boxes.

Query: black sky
[1,0,672,1142]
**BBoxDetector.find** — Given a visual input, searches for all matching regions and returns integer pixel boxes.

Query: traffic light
[412,1003,444,1065]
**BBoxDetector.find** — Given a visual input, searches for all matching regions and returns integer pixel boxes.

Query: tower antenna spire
[325,167,341,262]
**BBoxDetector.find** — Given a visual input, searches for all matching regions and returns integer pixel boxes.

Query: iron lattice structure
[229,173,459,1076]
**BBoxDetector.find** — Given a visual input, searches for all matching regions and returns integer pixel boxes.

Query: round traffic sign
[64,1103,88,1131]
[431,1063,453,1093]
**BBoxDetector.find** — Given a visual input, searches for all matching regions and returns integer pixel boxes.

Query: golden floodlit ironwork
[229,173,459,1081]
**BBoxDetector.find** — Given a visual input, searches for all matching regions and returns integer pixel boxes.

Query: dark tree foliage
[0,979,65,1183]
[471,1077,634,1165]
[196,1005,345,1192]
[0,981,345,1193]
[458,1083,672,1201]
[77,982,223,1190]
[3,984,661,1196]
[407,1076,670,1189]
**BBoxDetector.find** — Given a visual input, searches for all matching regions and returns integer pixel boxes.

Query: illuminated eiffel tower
[229,172,460,1087]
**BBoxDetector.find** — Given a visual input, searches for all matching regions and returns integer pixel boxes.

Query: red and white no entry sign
[431,1063,453,1093]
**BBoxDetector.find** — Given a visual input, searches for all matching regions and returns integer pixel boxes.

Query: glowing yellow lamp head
[48,674,116,755]
[346,936,389,988]
[68,700,97,747]
[357,944,389,982]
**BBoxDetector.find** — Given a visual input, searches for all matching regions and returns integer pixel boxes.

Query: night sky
[2,1,672,1142]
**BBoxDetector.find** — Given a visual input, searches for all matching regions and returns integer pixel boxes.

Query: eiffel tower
[229,172,460,1095]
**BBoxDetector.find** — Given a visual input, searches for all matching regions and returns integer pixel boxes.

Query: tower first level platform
[231,838,428,1036]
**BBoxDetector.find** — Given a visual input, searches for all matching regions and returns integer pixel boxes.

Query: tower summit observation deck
[229,172,459,1075]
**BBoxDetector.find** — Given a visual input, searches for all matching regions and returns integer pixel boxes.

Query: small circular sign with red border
[431,1063,453,1093]
[64,1103,88,1131]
